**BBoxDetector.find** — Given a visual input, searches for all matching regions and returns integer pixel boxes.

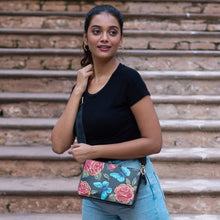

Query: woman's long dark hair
[80,5,123,67]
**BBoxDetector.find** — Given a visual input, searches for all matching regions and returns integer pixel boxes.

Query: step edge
[0,69,219,79]
[1,118,220,131]
[1,28,220,37]
[0,146,220,162]
[1,93,220,104]
[0,48,220,56]
[161,178,220,195]
[0,177,219,195]
[171,214,220,220]
[0,213,82,220]
[0,11,219,19]
[151,147,220,162]
[160,119,220,131]
[0,215,220,220]
[0,214,220,220]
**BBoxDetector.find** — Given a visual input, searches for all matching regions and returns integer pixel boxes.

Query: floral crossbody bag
[75,96,147,207]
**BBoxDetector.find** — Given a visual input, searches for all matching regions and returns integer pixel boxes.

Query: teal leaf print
[132,178,137,186]
[103,173,110,180]
[126,178,131,185]
[90,190,98,195]
[94,172,102,180]
[82,171,89,178]
[108,194,116,202]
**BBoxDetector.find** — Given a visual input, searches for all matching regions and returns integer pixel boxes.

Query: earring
[83,44,89,52]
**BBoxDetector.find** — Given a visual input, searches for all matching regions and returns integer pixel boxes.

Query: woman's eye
[109,30,117,36]
[93,29,100,35]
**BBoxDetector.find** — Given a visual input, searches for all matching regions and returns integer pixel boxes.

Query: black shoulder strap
[75,96,86,144]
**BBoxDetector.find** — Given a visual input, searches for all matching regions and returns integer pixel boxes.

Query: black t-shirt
[77,63,150,146]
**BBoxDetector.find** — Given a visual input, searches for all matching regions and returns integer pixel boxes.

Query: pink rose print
[78,181,91,196]
[84,160,104,176]
[107,164,118,171]
[114,184,134,204]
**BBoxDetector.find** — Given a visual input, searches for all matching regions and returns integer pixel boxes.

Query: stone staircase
[0,0,220,219]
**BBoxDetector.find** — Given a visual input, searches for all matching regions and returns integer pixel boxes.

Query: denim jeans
[82,157,170,220]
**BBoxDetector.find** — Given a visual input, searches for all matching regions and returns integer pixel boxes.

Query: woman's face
[84,12,122,62]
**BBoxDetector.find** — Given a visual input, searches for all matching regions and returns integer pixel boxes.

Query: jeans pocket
[145,163,165,201]
[152,171,165,201]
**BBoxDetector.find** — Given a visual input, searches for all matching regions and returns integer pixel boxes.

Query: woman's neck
[92,58,119,79]
[87,58,119,94]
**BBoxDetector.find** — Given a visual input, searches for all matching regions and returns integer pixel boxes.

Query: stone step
[0,118,219,131]
[0,49,220,71]
[1,69,219,79]
[1,92,220,104]
[0,118,219,147]
[1,28,220,37]
[0,177,220,214]
[0,214,82,220]
[1,146,219,162]
[1,29,219,50]
[0,214,220,220]
[1,48,220,56]
[162,130,220,149]
[0,10,219,18]
[0,11,219,31]
[1,10,220,17]
[151,148,220,179]
[171,215,220,220]
[0,177,82,214]
[0,146,219,179]
[0,70,219,95]
[0,129,219,149]
[0,145,82,178]
[0,0,220,14]
[1,93,220,119]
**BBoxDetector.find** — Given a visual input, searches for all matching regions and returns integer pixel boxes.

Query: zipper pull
[79,96,84,106]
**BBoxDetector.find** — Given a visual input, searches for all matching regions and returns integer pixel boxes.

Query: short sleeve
[126,70,150,106]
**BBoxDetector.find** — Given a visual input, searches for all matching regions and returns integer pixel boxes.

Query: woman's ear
[83,32,88,45]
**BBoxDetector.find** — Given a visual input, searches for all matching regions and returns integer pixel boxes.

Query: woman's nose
[101,32,108,42]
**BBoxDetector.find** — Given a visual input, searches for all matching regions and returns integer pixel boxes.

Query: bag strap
[75,96,86,144]
[75,96,147,184]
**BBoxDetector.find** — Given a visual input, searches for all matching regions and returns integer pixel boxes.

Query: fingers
[85,64,93,71]
[68,143,89,163]
[87,64,94,78]
[75,64,94,94]
[68,145,85,163]
[68,144,79,154]
[79,64,94,77]
[70,144,80,149]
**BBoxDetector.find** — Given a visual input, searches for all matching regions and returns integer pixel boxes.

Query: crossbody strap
[75,96,86,144]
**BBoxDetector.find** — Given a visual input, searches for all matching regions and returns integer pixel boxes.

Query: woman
[51,5,170,220]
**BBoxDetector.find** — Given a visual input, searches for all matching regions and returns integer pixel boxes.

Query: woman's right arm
[51,64,93,154]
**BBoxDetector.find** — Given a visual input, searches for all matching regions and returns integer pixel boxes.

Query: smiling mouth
[97,45,111,49]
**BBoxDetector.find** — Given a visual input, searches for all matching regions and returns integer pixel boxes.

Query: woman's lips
[97,45,111,51]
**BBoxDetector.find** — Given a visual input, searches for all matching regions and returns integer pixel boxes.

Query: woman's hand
[68,143,95,163]
[74,64,94,95]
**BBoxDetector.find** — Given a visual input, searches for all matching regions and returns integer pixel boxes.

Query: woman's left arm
[69,96,162,163]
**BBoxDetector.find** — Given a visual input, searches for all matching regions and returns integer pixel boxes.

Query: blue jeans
[82,157,170,220]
